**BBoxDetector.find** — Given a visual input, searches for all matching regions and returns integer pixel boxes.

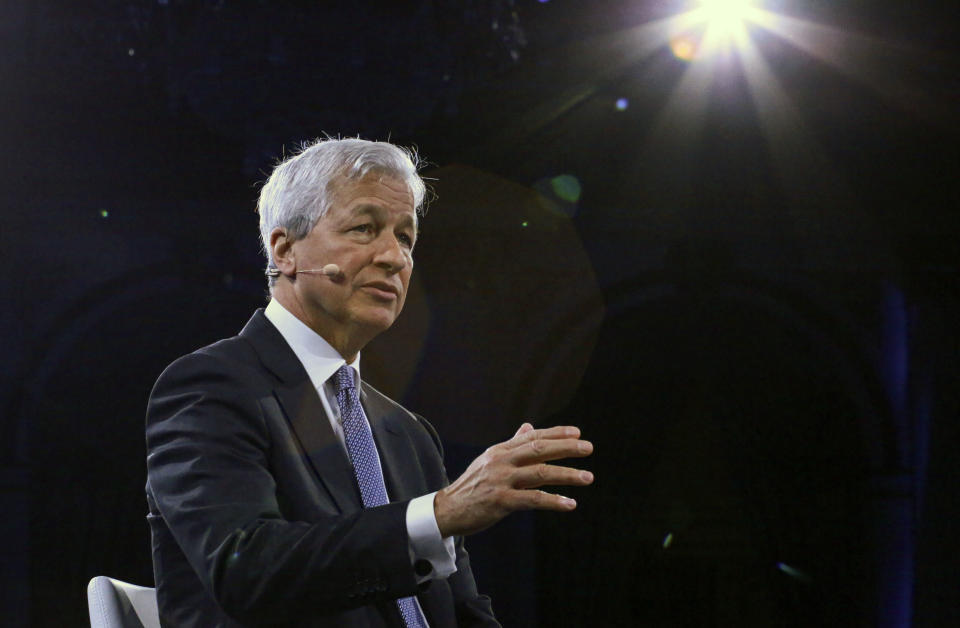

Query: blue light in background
[776,562,811,584]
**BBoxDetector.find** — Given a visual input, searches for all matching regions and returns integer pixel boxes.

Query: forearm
[208,504,416,622]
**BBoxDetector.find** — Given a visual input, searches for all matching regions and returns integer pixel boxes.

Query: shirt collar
[264,298,360,391]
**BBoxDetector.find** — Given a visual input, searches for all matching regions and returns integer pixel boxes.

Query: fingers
[509,437,593,465]
[513,464,594,490]
[513,422,535,437]
[504,489,578,512]
[437,424,594,536]
[505,425,582,449]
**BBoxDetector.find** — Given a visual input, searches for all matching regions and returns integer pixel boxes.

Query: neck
[271,285,365,363]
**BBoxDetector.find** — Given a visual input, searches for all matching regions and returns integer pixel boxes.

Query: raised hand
[434,423,594,538]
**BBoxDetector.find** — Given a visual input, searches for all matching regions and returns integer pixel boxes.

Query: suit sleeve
[146,351,420,625]
[413,415,501,628]
[446,537,500,628]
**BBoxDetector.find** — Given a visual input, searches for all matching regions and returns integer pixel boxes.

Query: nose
[372,233,410,273]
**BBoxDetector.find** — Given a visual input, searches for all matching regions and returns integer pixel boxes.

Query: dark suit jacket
[145,310,499,627]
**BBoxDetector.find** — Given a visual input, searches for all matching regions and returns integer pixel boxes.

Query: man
[145,138,594,627]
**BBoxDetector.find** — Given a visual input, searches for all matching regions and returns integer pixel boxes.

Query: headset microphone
[265,264,341,278]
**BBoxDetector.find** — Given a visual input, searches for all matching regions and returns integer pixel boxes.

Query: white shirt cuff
[406,492,457,582]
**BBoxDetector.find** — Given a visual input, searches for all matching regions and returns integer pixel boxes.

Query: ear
[269,227,297,278]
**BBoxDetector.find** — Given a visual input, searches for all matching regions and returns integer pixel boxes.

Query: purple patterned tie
[332,365,428,628]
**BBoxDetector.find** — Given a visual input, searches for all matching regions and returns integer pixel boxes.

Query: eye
[350,223,374,234]
[397,232,415,248]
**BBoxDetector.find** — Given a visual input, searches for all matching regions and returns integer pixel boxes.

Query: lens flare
[550,175,582,203]
[670,34,700,61]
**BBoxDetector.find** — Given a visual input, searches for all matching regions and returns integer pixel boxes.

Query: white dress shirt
[263,299,457,598]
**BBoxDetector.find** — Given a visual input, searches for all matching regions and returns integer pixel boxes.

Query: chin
[354,310,400,334]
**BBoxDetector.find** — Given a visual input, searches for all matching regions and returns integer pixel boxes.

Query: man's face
[289,174,417,348]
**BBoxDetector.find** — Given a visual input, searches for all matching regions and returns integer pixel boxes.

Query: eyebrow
[347,204,418,230]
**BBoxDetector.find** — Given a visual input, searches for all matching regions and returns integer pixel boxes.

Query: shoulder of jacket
[360,382,443,455]
[154,334,265,389]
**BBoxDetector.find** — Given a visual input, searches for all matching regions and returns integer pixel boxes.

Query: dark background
[2,1,958,626]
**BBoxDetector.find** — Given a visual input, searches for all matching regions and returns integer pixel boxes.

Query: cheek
[397,276,412,308]
[336,251,365,275]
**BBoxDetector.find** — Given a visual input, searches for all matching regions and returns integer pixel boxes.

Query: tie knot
[333,365,356,393]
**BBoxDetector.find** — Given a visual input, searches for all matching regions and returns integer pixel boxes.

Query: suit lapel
[362,385,427,502]
[240,311,452,627]
[240,310,362,513]
[275,378,363,512]
[363,386,452,628]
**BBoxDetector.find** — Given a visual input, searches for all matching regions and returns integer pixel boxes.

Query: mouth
[361,281,400,300]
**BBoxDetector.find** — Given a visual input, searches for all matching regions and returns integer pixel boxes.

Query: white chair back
[87,576,160,628]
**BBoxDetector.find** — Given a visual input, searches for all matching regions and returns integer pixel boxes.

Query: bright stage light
[699,0,756,41]
[699,0,755,21]
[667,0,759,60]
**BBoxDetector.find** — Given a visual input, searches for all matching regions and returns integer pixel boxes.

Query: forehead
[327,174,416,222]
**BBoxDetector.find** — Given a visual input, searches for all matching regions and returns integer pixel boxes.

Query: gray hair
[257,137,427,285]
